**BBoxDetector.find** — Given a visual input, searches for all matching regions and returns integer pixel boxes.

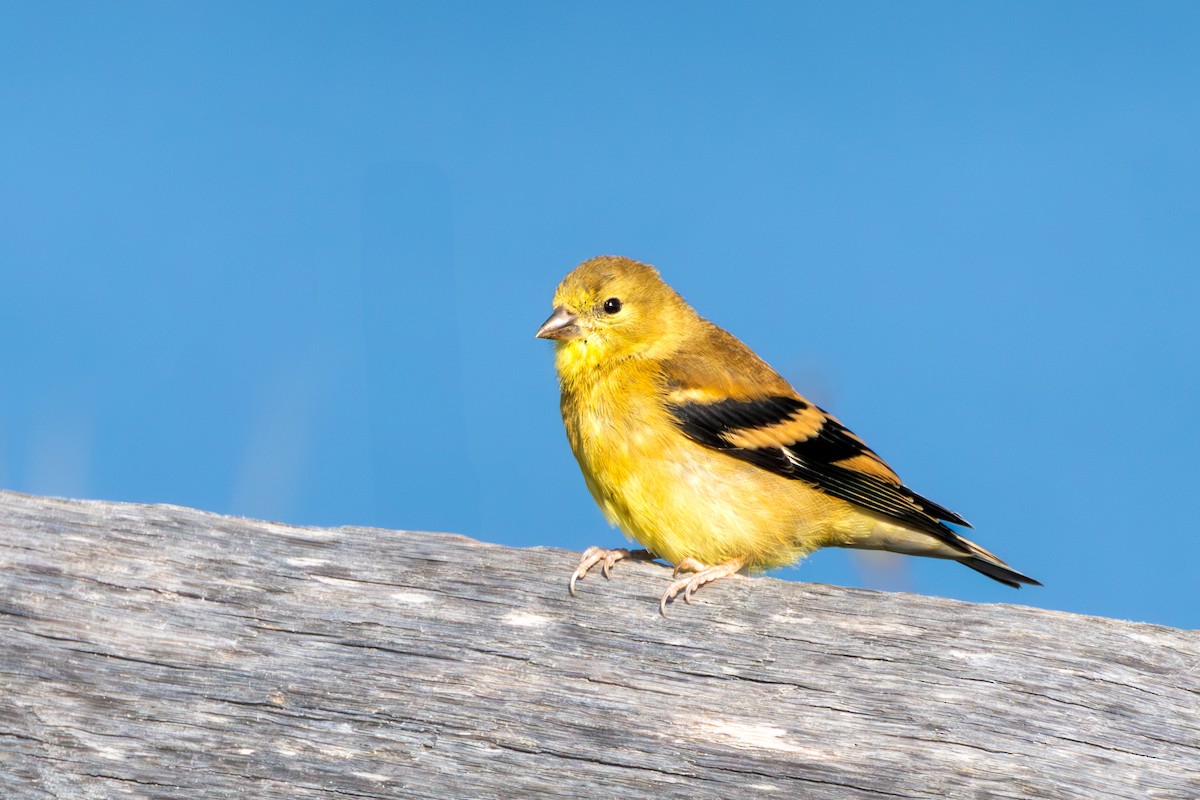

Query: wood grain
[1,491,1197,798]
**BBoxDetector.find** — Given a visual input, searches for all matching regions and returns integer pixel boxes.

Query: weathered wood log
[0,491,1196,799]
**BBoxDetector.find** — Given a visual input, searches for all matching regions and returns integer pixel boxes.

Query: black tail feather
[961,557,1042,588]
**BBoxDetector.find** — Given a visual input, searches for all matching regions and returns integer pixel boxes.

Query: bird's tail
[959,554,1041,588]
[845,518,1041,588]
[948,534,1041,587]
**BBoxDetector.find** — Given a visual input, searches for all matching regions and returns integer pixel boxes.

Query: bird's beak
[535,306,581,340]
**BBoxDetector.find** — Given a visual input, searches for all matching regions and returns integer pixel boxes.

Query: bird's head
[536,255,689,376]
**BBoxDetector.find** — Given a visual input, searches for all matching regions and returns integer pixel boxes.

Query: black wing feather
[668,396,968,539]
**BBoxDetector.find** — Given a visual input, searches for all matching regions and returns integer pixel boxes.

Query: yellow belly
[562,384,851,571]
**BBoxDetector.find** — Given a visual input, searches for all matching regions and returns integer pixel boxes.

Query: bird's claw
[569,547,652,597]
[659,557,747,616]
[671,557,708,578]
[601,549,625,579]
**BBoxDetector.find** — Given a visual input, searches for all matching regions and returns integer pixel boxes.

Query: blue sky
[3,3,1197,629]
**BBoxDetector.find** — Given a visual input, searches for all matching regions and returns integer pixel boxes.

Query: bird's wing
[660,326,968,539]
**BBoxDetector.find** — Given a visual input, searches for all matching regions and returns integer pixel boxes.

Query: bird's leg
[660,556,747,616]
[569,547,654,597]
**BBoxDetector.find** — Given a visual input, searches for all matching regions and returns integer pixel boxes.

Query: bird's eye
[603,297,622,314]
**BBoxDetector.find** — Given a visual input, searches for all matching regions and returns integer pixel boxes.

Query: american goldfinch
[537,255,1040,615]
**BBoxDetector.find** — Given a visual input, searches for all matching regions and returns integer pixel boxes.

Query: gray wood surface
[1,491,1197,799]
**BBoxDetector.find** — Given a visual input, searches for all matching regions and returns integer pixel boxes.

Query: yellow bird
[536,255,1039,614]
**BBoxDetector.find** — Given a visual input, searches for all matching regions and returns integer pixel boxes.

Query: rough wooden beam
[0,491,1196,798]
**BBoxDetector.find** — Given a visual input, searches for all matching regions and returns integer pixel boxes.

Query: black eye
[603,297,622,314]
